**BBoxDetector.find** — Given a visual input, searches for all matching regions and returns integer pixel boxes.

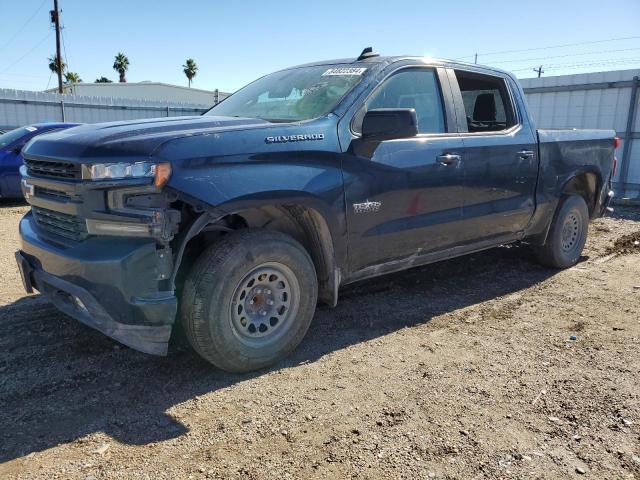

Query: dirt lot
[0,202,638,480]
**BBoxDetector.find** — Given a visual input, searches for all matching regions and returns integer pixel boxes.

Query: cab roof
[291,54,514,78]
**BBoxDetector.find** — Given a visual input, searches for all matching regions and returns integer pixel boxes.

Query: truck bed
[536,128,615,195]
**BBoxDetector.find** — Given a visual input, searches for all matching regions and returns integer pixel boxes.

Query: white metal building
[47,82,229,107]
[520,69,640,199]
[0,88,209,129]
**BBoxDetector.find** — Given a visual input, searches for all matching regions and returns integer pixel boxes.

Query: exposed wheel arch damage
[524,170,602,246]
[171,202,340,308]
[560,171,600,218]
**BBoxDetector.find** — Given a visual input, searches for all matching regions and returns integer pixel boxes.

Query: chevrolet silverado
[16,49,618,372]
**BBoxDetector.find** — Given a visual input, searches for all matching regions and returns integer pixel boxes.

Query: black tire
[180,229,318,372]
[534,195,589,268]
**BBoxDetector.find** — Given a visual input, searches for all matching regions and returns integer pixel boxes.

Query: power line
[509,57,640,73]
[535,56,640,68]
[0,77,51,87]
[517,62,640,76]
[511,63,627,73]
[489,47,640,65]
[455,35,640,60]
[61,22,70,74]
[546,59,640,70]
[0,31,53,74]
[0,0,48,53]
[0,72,51,78]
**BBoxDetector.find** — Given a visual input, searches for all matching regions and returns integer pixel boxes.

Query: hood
[22,115,273,164]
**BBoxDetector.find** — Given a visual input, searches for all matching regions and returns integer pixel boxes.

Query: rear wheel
[534,195,589,268]
[180,229,318,372]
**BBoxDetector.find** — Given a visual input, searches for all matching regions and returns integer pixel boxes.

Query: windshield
[0,126,36,149]
[206,65,368,122]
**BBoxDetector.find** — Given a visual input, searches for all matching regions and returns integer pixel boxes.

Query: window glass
[0,127,36,149]
[454,70,516,132]
[205,65,367,122]
[358,69,446,134]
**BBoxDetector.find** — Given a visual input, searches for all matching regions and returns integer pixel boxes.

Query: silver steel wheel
[561,212,581,251]
[229,262,300,346]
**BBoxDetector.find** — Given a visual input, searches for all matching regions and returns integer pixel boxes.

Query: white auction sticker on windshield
[322,67,367,76]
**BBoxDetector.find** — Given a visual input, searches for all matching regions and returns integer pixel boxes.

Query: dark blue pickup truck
[16,49,617,372]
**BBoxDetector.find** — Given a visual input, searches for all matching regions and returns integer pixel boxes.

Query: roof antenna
[357,47,379,61]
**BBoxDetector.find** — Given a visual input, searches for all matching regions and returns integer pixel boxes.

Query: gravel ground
[0,201,639,480]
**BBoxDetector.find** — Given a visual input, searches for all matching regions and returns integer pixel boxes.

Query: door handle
[437,153,461,166]
[517,150,535,160]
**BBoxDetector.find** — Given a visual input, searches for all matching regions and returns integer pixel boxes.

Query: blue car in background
[0,123,80,198]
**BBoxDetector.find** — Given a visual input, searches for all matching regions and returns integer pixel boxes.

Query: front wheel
[533,194,589,268]
[180,229,318,372]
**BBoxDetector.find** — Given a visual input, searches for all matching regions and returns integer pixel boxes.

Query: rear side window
[454,70,516,133]
[355,69,446,134]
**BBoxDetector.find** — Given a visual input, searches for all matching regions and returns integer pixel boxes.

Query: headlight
[83,161,171,187]
[85,161,156,180]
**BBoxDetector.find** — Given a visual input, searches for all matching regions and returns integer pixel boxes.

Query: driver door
[343,67,465,274]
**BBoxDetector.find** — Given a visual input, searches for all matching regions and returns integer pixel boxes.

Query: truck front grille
[34,186,75,202]
[24,158,81,180]
[32,206,88,241]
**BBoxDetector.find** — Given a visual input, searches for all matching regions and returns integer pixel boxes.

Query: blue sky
[1,0,639,92]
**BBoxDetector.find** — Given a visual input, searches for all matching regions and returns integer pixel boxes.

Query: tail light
[612,138,620,178]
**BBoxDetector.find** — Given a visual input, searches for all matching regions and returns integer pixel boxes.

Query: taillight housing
[612,137,621,178]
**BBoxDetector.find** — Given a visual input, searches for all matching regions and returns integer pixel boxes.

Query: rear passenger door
[448,69,538,243]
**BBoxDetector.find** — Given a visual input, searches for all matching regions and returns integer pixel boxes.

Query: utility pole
[533,65,544,78]
[474,53,478,64]
[51,0,63,93]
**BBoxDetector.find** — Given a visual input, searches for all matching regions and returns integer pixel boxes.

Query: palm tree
[64,72,82,84]
[113,52,129,82]
[48,54,66,75]
[183,58,198,87]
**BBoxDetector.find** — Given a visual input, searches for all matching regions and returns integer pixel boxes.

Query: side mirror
[361,108,418,141]
[11,145,23,154]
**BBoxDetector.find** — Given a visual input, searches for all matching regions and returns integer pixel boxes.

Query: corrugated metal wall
[520,69,640,199]
[0,89,209,129]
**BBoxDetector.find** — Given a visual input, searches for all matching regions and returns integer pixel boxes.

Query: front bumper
[17,212,177,355]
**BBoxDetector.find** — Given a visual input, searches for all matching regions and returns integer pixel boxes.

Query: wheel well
[562,172,598,217]
[178,204,338,306]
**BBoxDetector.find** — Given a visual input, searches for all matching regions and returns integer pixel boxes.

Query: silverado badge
[265,134,325,144]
